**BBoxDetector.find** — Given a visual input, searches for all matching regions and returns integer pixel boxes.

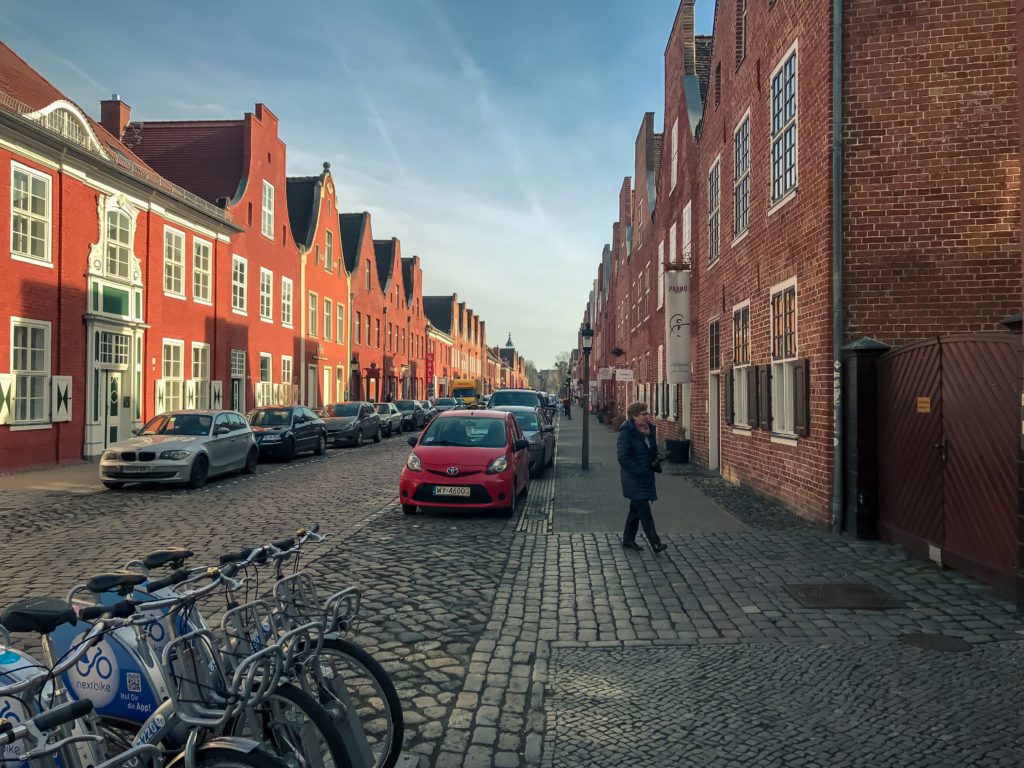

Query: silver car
[99,410,258,490]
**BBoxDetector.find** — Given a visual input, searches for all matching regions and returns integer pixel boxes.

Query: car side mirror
[407,435,418,447]
[216,425,231,435]
[514,438,530,451]
[131,427,140,436]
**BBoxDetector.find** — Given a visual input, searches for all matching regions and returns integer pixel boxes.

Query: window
[736,0,747,67]
[388,323,393,351]
[314,244,320,267]
[732,304,750,427]
[356,312,362,345]
[365,259,371,291]
[193,239,211,303]
[401,328,406,354]
[105,209,131,279]
[733,113,750,238]
[325,230,333,272]
[163,228,185,297]
[10,163,50,264]
[714,63,721,108]
[260,268,273,322]
[681,202,692,264]
[99,332,130,366]
[162,340,184,412]
[709,319,720,372]
[324,299,332,341]
[192,343,210,409]
[708,160,721,264]
[771,282,798,434]
[259,353,272,382]
[231,349,246,378]
[11,319,49,423]
[308,292,318,337]
[337,302,345,342]
[261,181,274,238]
[670,118,679,191]
[231,255,247,314]
[771,46,798,203]
[376,318,381,348]
[281,356,292,385]
[281,277,293,328]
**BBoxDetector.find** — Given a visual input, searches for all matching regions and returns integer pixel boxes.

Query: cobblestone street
[1,416,1022,766]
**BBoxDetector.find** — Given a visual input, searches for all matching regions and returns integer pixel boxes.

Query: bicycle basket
[219,600,278,671]
[275,619,325,675]
[273,572,322,629]
[322,586,362,634]
[161,629,233,727]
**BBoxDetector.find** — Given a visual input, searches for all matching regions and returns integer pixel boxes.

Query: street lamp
[580,322,594,470]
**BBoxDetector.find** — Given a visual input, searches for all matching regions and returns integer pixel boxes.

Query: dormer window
[25,102,106,157]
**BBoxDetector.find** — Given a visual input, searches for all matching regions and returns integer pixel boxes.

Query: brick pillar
[1016,0,1024,613]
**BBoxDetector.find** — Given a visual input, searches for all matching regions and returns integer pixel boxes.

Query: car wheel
[402,504,417,515]
[374,426,382,443]
[102,481,124,490]
[314,433,327,456]
[242,448,258,474]
[546,449,555,468]
[187,456,209,490]
[355,430,364,448]
[397,421,403,434]
[282,436,296,462]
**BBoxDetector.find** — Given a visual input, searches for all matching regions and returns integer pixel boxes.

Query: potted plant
[665,424,690,463]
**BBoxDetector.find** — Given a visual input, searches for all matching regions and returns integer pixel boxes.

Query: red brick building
[424,294,488,386]
[341,212,387,402]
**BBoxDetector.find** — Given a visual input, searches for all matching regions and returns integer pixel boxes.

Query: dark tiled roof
[372,240,395,292]
[695,36,714,107]
[401,258,415,304]
[285,176,317,249]
[339,212,366,274]
[127,120,245,205]
[423,296,454,335]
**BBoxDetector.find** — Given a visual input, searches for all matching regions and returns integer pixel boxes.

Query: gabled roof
[373,240,395,292]
[285,175,318,249]
[339,212,367,274]
[423,296,454,335]
[400,258,415,305]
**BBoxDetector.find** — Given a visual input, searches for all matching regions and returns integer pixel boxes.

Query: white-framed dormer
[10,160,53,268]
[768,39,799,215]
[23,101,108,158]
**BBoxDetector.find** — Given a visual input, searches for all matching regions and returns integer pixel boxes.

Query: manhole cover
[784,583,901,610]
[899,632,973,654]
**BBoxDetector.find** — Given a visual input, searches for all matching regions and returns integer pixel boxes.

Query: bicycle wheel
[312,637,403,768]
[229,682,353,768]
[192,746,294,768]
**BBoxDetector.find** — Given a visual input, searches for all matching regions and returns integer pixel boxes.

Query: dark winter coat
[617,419,658,501]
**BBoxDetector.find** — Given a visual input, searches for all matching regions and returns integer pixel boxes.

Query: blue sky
[1,0,714,368]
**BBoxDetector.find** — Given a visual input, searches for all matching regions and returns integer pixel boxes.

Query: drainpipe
[831,0,845,531]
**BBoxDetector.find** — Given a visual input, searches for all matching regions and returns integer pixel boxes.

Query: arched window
[106,209,131,278]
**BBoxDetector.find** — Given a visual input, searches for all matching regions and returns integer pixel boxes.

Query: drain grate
[899,632,973,654]
[784,583,901,610]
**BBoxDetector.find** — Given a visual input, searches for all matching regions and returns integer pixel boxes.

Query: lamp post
[580,322,594,470]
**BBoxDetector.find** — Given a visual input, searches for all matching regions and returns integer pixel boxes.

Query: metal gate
[877,334,1018,592]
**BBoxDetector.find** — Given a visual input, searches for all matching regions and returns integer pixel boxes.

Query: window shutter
[794,358,810,437]
[758,365,772,431]
[746,366,758,429]
[51,375,73,423]
[0,374,13,425]
[185,380,197,410]
[725,369,734,425]
[155,379,166,415]
[211,380,224,409]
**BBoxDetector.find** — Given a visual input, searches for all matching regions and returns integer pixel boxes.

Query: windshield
[437,398,457,406]
[395,401,417,411]
[140,413,212,436]
[420,417,508,448]
[248,409,292,426]
[376,404,390,414]
[452,388,477,398]
[329,404,360,417]
[513,412,540,432]
[489,391,540,408]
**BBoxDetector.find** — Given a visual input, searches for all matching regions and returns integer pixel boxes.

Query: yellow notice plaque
[916,397,931,413]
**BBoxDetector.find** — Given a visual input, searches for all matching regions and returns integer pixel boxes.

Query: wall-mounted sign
[665,269,691,384]
[598,367,613,381]
[615,368,634,382]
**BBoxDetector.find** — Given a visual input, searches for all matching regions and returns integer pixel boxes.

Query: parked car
[491,405,555,476]
[318,402,382,447]
[247,405,327,461]
[488,389,546,410]
[481,395,491,408]
[100,410,258,490]
[432,397,461,414]
[394,399,426,430]
[400,410,531,516]
[375,402,404,436]
[418,400,438,424]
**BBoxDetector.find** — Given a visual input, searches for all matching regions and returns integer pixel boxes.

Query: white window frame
[10,161,52,267]
[105,207,132,280]
[281,355,293,386]
[192,238,212,304]
[281,276,293,328]
[163,226,186,299]
[770,41,799,208]
[308,292,318,338]
[732,301,751,428]
[261,181,275,239]
[259,267,273,323]
[770,277,799,436]
[733,110,751,241]
[230,349,246,378]
[657,240,665,311]
[324,298,333,341]
[231,255,247,315]
[10,317,51,425]
[670,118,679,192]
[191,342,211,409]
[336,302,345,343]
[708,157,721,264]
[162,339,184,412]
[259,352,272,383]
[325,230,333,272]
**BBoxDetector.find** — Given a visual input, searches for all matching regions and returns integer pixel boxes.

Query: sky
[1,0,714,369]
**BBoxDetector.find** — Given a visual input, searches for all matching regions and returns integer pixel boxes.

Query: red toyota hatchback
[400,410,531,515]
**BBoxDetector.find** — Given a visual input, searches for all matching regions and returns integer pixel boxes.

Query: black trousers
[623,499,661,547]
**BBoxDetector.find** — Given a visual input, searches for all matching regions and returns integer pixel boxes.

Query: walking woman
[617,402,666,553]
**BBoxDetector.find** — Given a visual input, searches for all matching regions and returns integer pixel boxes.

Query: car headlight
[260,434,283,442]
[486,455,508,474]
[102,451,119,461]
[406,453,422,472]
[159,449,193,461]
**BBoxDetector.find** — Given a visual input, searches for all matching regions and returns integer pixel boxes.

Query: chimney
[100,94,131,139]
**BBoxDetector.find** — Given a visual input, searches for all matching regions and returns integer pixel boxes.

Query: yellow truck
[451,377,484,408]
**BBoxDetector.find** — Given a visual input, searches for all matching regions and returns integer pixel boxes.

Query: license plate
[433,485,470,497]
[121,465,151,474]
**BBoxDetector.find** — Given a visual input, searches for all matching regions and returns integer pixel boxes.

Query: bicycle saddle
[142,548,194,570]
[86,570,147,595]
[1,596,77,634]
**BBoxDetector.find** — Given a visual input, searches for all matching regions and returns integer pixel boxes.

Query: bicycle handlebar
[0,699,93,747]
[146,567,190,592]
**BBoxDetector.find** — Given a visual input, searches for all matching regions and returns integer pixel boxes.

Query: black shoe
[652,542,667,554]
[621,540,643,551]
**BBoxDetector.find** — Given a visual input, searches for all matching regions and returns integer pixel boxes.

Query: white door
[323,367,332,405]
[104,371,128,447]
[708,373,720,472]
[307,364,318,408]
[231,378,245,414]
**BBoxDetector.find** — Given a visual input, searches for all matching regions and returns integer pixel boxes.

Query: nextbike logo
[67,635,119,707]
[0,697,27,765]
[0,698,24,724]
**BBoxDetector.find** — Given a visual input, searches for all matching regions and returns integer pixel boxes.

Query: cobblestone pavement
[3,414,1023,767]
